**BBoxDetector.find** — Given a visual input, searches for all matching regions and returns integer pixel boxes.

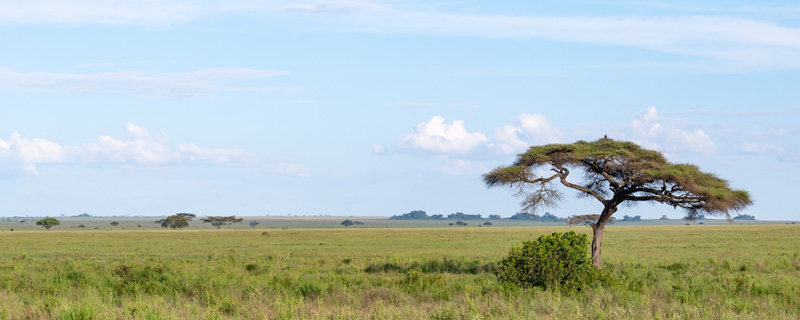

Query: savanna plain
[0,221,798,319]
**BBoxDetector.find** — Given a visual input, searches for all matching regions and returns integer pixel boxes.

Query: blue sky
[0,0,797,219]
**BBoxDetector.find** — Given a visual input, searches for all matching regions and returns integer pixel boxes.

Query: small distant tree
[162,215,189,230]
[660,215,669,220]
[455,221,468,226]
[341,220,354,227]
[353,221,364,225]
[110,221,120,227]
[201,216,244,229]
[249,221,260,228]
[483,222,492,227]
[36,218,60,230]
[488,214,502,219]
[732,214,756,220]
[448,223,454,226]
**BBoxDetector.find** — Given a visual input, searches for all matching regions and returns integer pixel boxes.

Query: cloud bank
[0,67,290,97]
[629,107,715,153]
[3,2,800,70]
[382,107,718,174]
[0,123,249,174]
[399,116,487,154]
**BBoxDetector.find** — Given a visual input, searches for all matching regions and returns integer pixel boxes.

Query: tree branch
[553,164,607,203]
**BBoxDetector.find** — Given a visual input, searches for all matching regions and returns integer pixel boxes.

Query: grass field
[1,224,799,319]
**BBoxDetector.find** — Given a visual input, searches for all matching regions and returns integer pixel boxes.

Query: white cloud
[629,106,715,153]
[0,132,71,173]
[0,67,290,97]
[491,113,561,154]
[361,13,800,70]
[742,140,799,162]
[278,162,311,177]
[400,116,487,154]
[2,2,800,70]
[0,0,236,26]
[390,107,715,159]
[742,140,780,154]
[436,156,487,175]
[0,123,250,174]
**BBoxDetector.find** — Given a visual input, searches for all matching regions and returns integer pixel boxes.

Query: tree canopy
[36,218,60,230]
[162,215,189,230]
[485,138,752,268]
[201,216,244,229]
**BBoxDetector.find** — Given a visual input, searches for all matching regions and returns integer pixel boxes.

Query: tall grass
[0,225,798,319]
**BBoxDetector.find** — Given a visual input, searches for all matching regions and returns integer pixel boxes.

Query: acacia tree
[201,216,244,229]
[162,215,189,230]
[36,217,60,230]
[484,138,751,268]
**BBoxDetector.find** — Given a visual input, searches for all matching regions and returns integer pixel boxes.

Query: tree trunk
[591,221,605,268]
[591,205,616,269]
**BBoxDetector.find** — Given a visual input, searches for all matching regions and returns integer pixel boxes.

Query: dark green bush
[496,231,597,291]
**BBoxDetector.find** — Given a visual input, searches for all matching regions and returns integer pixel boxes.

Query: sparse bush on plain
[496,231,598,291]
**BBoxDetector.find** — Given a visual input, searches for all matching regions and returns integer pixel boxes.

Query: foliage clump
[36,218,60,230]
[162,215,189,230]
[201,216,243,229]
[496,231,597,291]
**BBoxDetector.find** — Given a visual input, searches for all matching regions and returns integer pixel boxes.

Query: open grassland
[1,225,799,319]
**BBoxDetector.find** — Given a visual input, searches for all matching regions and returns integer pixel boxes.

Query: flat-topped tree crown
[484,138,752,268]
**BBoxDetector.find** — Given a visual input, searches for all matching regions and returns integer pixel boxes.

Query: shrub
[496,231,597,291]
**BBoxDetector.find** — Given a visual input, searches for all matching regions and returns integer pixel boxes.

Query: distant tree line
[507,212,561,222]
[390,210,567,221]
